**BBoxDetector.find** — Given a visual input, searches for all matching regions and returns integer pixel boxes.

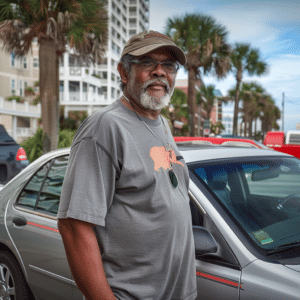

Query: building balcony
[69,67,82,76]
[59,91,107,104]
[59,67,102,87]
[0,97,41,118]
[129,0,137,5]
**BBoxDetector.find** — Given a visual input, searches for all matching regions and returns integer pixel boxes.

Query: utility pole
[282,92,285,132]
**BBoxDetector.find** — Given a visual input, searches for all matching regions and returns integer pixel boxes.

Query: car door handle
[12,216,27,226]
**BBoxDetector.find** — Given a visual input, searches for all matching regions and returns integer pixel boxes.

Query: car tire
[0,250,34,300]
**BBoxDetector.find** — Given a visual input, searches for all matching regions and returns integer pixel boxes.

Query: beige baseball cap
[121,30,186,65]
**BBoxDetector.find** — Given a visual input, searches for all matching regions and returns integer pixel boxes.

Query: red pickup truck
[263,131,300,158]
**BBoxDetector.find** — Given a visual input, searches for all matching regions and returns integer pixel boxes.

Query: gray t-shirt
[58,100,197,300]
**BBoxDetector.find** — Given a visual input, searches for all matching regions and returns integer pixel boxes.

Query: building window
[23,57,27,69]
[19,80,23,96]
[59,81,64,92]
[111,87,115,98]
[11,53,15,67]
[102,72,107,79]
[111,73,115,81]
[11,79,15,94]
[33,57,39,68]
[103,86,107,100]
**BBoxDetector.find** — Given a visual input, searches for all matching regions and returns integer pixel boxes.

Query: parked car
[174,136,270,149]
[0,125,29,185]
[0,146,299,299]
[264,131,300,158]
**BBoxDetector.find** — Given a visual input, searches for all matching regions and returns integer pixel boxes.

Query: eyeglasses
[131,59,179,74]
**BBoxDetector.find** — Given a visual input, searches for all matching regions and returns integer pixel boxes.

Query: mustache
[142,78,170,93]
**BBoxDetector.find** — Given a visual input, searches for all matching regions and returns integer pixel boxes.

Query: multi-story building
[0,42,40,142]
[60,0,150,118]
[0,0,150,136]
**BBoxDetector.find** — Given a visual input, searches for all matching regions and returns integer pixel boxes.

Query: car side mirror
[193,226,218,256]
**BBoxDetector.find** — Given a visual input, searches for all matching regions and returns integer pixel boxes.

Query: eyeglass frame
[131,58,180,74]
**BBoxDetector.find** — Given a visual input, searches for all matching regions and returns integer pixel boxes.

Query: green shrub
[6,95,23,103]
[32,94,40,105]
[21,128,76,163]
[21,127,44,163]
[58,129,76,149]
[25,87,35,96]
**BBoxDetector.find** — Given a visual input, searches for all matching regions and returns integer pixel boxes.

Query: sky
[149,0,300,132]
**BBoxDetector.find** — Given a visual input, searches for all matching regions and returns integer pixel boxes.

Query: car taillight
[16,147,28,161]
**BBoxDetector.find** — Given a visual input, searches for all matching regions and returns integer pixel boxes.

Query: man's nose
[151,63,167,76]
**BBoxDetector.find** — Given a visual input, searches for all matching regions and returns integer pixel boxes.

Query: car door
[190,199,241,300]
[6,155,77,300]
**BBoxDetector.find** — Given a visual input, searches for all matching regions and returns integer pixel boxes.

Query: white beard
[139,79,174,111]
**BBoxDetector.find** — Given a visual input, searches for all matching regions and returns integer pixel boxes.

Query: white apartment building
[0,42,40,142]
[0,0,150,138]
[60,0,150,118]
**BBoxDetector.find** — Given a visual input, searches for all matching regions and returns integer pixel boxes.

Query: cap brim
[129,44,186,66]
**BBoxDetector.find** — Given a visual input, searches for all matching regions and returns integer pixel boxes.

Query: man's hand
[57,218,116,300]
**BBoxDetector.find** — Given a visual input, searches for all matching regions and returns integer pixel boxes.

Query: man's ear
[118,63,128,85]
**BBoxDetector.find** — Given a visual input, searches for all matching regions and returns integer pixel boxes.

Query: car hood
[285,264,300,273]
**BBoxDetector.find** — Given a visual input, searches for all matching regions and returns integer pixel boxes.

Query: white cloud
[149,0,300,131]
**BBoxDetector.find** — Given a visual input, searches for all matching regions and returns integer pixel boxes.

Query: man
[57,30,197,300]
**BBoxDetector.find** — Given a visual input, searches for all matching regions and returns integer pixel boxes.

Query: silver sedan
[0,146,299,299]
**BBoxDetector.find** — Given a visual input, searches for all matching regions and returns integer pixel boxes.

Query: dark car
[0,125,29,185]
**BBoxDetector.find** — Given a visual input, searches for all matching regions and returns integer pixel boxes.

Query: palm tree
[228,82,270,137]
[196,84,216,135]
[260,96,280,138]
[166,13,231,136]
[197,84,216,120]
[161,88,188,135]
[0,0,108,152]
[246,82,266,138]
[231,43,268,135]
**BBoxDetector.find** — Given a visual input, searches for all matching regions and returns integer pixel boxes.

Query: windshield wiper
[267,241,300,255]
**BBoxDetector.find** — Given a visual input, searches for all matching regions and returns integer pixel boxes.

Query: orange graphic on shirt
[150,146,184,171]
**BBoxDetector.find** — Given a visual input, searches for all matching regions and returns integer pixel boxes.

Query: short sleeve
[57,138,117,226]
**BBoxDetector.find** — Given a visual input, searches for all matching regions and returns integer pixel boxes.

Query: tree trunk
[233,69,242,136]
[249,117,253,138]
[39,38,59,153]
[187,68,197,136]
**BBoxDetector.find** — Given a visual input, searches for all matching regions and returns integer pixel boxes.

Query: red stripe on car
[196,271,241,288]
[27,222,59,233]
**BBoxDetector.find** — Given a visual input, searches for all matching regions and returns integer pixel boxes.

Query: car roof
[39,145,291,166]
[180,146,291,164]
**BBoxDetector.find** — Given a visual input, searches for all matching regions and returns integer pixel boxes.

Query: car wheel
[0,251,34,300]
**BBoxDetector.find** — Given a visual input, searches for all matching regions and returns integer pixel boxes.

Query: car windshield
[190,156,300,252]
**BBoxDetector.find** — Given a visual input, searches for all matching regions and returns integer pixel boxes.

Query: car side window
[17,162,52,210]
[35,156,69,215]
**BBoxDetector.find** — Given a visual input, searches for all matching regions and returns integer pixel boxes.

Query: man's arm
[57,218,116,300]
